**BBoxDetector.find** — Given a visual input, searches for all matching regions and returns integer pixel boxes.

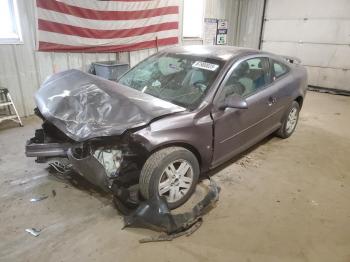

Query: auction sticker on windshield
[192,61,219,71]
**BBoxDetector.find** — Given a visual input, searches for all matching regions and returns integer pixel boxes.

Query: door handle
[267,96,277,106]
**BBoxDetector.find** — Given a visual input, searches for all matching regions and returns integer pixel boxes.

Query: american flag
[36,0,179,52]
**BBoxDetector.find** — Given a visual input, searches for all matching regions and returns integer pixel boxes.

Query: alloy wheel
[286,107,298,134]
[158,159,194,203]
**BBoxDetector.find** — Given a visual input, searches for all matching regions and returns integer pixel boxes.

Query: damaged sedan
[26,45,307,210]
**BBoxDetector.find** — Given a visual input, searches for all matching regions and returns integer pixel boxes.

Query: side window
[272,60,288,79]
[219,57,270,101]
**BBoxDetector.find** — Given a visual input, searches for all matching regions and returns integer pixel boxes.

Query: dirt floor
[0,91,349,262]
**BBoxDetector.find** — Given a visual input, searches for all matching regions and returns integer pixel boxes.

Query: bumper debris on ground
[123,179,220,243]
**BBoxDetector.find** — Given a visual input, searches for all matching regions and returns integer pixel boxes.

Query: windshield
[118,53,223,109]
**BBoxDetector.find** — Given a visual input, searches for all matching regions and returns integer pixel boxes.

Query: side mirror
[219,95,248,110]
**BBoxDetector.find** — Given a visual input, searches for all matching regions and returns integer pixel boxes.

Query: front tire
[139,147,200,209]
[276,101,300,139]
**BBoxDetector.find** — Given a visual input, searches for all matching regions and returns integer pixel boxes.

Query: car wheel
[139,147,200,209]
[276,101,300,139]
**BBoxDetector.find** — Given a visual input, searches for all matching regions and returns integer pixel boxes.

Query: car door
[268,58,295,121]
[211,56,282,167]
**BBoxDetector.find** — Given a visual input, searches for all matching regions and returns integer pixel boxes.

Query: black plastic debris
[139,218,203,243]
[123,179,220,243]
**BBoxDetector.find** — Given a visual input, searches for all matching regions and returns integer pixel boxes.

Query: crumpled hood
[35,69,185,142]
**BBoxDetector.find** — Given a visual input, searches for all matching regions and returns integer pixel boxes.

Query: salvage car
[26,45,307,209]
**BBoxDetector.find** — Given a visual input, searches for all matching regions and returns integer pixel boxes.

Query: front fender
[130,111,214,172]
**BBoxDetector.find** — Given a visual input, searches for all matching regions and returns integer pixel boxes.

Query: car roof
[161,45,267,62]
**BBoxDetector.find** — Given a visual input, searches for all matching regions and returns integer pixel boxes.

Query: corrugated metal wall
[205,0,265,49]
[0,0,119,117]
[235,0,265,48]
[0,0,264,117]
[0,0,168,117]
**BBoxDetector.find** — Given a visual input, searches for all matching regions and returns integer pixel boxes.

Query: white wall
[0,0,120,117]
[0,0,178,117]
[262,0,350,91]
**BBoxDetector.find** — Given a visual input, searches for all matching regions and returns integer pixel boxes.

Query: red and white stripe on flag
[36,0,179,52]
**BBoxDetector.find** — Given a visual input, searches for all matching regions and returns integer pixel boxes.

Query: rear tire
[276,101,300,139]
[139,147,199,209]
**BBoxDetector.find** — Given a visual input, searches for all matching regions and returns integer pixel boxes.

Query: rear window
[272,60,289,79]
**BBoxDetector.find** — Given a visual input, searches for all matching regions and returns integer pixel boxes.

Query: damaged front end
[25,69,220,240]
[25,68,186,206]
[66,140,145,199]
[26,122,221,241]
[26,113,146,207]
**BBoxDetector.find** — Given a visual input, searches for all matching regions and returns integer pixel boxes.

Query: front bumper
[25,127,142,204]
[25,128,109,191]
[67,148,109,191]
[26,139,110,192]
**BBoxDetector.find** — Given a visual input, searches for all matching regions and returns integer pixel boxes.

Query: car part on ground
[139,218,203,243]
[30,195,48,202]
[25,228,41,237]
[46,162,220,242]
[123,179,220,243]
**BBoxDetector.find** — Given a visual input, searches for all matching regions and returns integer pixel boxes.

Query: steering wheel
[227,82,246,96]
[192,81,207,92]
